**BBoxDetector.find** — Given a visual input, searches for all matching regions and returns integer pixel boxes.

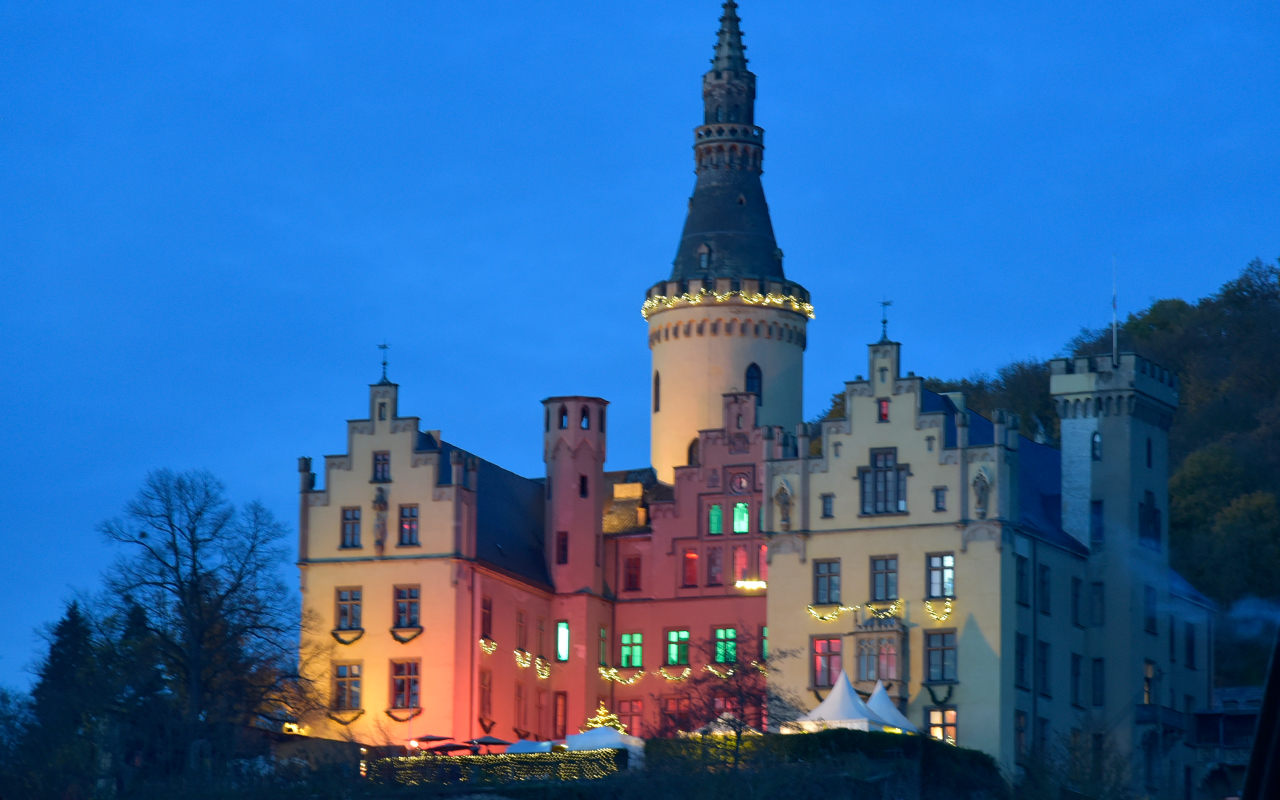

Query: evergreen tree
[27,601,102,799]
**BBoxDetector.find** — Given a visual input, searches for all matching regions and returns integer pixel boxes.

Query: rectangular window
[537,618,545,658]
[372,451,390,481]
[927,554,955,598]
[341,507,361,548]
[481,596,493,640]
[661,696,691,734]
[1092,658,1105,706]
[1144,585,1157,634]
[624,556,642,591]
[1071,653,1083,707]
[555,531,569,565]
[761,626,769,661]
[1071,578,1082,627]
[860,449,908,514]
[682,549,699,587]
[1035,717,1048,754]
[1038,564,1051,616]
[1015,711,1027,756]
[336,588,362,630]
[515,682,526,729]
[1186,622,1196,669]
[1015,556,1029,606]
[707,546,724,586]
[1015,633,1028,689]
[479,669,493,716]
[666,630,689,666]
[732,502,750,533]
[1143,660,1155,705]
[821,494,834,518]
[396,505,418,546]
[620,633,642,668]
[599,626,608,667]
[812,638,842,687]
[579,475,589,498]
[759,544,768,582]
[871,556,898,601]
[1090,500,1104,550]
[856,637,899,681]
[391,660,420,709]
[1091,582,1105,626]
[708,504,723,535]
[878,398,890,422]
[333,663,361,710]
[394,586,419,628]
[926,631,957,682]
[555,621,570,662]
[1139,490,1161,549]
[814,560,841,605]
[1035,640,1050,696]
[516,611,527,651]
[733,545,748,583]
[928,708,957,745]
[933,487,947,511]
[714,628,737,663]
[553,692,567,739]
[618,699,643,737]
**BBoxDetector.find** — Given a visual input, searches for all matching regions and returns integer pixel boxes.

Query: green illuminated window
[621,633,642,668]
[714,628,737,663]
[732,502,749,533]
[555,621,570,662]
[666,629,689,666]
[761,626,769,660]
[708,504,723,535]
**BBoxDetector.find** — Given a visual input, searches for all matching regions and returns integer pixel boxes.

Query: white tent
[564,726,645,768]
[783,671,892,733]
[866,680,918,733]
[504,739,552,753]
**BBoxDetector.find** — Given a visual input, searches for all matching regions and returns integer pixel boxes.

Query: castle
[296,3,1215,793]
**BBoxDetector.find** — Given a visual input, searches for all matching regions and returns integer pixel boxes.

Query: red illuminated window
[813,638,842,688]
[682,550,699,587]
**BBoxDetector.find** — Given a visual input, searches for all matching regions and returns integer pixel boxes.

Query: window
[1035,717,1048,755]
[857,637,898,681]
[653,373,660,412]
[1035,641,1050,696]
[661,696,691,733]
[341,507,361,548]
[933,487,947,511]
[928,708,957,745]
[1071,653,1083,706]
[1144,585,1157,634]
[666,630,689,666]
[745,363,762,406]
[706,547,723,585]
[1038,564,1051,616]
[1092,658,1105,706]
[377,402,386,421]
[1015,634,1028,689]
[871,557,898,601]
[555,621,570,662]
[618,699,643,736]
[553,692,567,739]
[833,442,842,457]
[579,475,589,498]
[821,494,834,518]
[599,626,608,667]
[517,611,527,651]
[481,596,492,640]
[1185,622,1196,669]
[813,638,842,687]
[624,556,642,591]
[555,531,568,565]
[398,505,418,546]
[580,406,590,430]
[333,663,361,709]
[1090,500,1104,550]
[537,619,545,657]
[1091,432,1102,461]
[515,683,526,729]
[394,586,419,628]
[1143,660,1155,705]
[1091,582,1105,626]
[927,554,955,598]
[682,550,699,587]
[860,449,908,514]
[699,249,711,270]
[1015,556,1029,606]
[878,398,890,422]
[926,631,957,682]
[1140,490,1161,549]
[1015,711,1027,756]
[1071,578,1082,627]
[391,661,420,709]
[558,405,568,429]
[478,669,491,717]
[761,626,769,660]
[1147,437,1153,468]
[708,504,723,535]
[373,451,390,481]
[733,545,748,582]
[687,438,700,466]
[814,560,841,605]
[732,502,750,533]
[621,633,642,668]
[714,628,737,663]
[759,543,768,582]
[336,588,362,630]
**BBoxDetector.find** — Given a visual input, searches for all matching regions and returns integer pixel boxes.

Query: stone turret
[542,397,608,595]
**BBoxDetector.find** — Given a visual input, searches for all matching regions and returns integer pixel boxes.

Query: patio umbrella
[466,735,512,753]
[406,734,451,748]
[426,742,475,754]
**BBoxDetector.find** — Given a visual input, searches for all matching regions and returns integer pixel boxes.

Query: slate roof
[601,467,672,535]
[1170,569,1215,608]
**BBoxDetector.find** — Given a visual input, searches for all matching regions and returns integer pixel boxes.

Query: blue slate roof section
[1170,569,1215,609]
[922,389,993,448]
[1017,437,1088,556]
[473,456,550,590]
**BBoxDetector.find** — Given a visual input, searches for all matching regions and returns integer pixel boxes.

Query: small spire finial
[378,341,390,383]
[1111,255,1119,367]
[879,299,893,342]
[710,0,748,71]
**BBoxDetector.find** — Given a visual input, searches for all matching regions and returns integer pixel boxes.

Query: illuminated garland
[479,638,497,655]
[658,666,691,682]
[807,604,858,622]
[924,598,954,622]
[641,288,816,320]
[704,664,736,679]
[378,749,623,784]
[750,660,769,675]
[515,649,532,668]
[535,657,551,680]
[598,666,645,685]
[864,599,902,620]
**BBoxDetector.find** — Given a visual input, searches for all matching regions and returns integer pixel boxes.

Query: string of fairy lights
[804,597,952,622]
[640,288,816,320]
[597,660,768,685]
[379,749,623,785]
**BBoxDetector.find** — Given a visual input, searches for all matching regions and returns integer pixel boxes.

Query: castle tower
[542,397,608,595]
[645,0,811,482]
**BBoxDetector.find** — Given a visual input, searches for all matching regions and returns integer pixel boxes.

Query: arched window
[716,106,724,122]
[599,407,606,433]
[653,372,660,412]
[745,363,762,406]
[698,244,711,270]
[580,406,590,430]
[1091,432,1102,461]
[558,405,568,429]
[688,438,700,466]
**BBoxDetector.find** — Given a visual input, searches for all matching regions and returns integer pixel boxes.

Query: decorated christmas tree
[581,701,627,733]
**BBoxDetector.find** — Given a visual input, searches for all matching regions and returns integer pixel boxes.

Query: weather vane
[879,299,893,341]
[378,342,390,382]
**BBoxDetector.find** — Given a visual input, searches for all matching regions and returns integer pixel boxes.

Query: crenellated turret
[542,397,608,594]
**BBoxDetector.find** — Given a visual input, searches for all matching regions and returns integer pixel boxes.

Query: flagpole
[1111,254,1118,367]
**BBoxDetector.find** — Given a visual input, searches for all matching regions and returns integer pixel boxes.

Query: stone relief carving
[961,521,1003,553]
[851,385,874,397]
[306,493,330,507]
[729,432,751,454]
[351,422,374,435]
[916,417,941,431]
[940,453,959,465]
[411,454,434,468]
[373,487,389,555]
[707,469,720,489]
[326,456,352,471]
[774,482,793,531]
[391,420,415,434]
[769,533,806,562]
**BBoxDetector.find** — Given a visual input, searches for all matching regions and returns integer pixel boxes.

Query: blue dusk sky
[1,1,1276,688]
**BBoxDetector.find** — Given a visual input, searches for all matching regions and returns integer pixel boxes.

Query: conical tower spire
[711,1,748,72]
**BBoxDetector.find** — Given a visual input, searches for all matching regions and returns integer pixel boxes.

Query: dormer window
[378,402,387,421]
[878,399,890,422]
[372,451,390,482]
[1091,432,1103,461]
[698,244,711,271]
